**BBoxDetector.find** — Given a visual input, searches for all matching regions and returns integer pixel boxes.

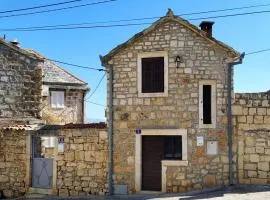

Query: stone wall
[41,89,85,124]
[233,92,270,184]
[0,126,108,198]
[106,19,233,193]
[0,42,43,120]
[56,127,108,196]
[0,130,30,198]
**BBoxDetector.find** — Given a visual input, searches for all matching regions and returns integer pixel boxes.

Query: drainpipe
[108,64,114,195]
[227,52,245,185]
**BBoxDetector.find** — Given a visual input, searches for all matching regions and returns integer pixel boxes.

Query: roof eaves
[0,39,44,61]
[100,11,240,64]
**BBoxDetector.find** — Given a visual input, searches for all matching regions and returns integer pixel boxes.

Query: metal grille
[31,136,53,189]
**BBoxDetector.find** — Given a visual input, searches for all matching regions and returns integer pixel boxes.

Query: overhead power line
[246,48,270,55]
[0,0,117,19]
[85,100,106,107]
[2,9,270,32]
[0,2,269,20]
[85,73,106,100]
[0,0,86,14]
[47,58,105,71]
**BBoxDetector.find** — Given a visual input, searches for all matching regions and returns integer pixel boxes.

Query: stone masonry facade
[104,18,235,193]
[42,89,85,124]
[233,92,270,185]
[0,130,30,198]
[0,42,43,120]
[0,127,108,198]
[56,128,108,196]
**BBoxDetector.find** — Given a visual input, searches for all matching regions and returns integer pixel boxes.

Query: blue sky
[1,0,269,121]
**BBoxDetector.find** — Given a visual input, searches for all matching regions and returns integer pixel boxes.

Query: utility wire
[85,73,106,100]
[85,100,106,107]
[47,58,105,71]
[0,2,269,20]
[0,0,117,19]
[246,48,270,55]
[0,0,86,14]
[2,9,270,32]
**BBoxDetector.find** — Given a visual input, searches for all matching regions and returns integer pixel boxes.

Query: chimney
[199,21,214,37]
[10,38,20,47]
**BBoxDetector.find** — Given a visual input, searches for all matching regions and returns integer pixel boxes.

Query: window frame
[50,90,65,109]
[137,51,168,97]
[199,80,217,128]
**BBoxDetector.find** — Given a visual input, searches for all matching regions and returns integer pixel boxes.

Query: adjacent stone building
[100,9,242,193]
[0,38,43,124]
[26,50,89,125]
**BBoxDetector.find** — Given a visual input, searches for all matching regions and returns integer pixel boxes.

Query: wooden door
[142,136,164,191]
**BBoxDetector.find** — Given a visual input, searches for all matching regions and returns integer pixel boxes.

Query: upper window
[142,57,164,93]
[137,52,168,97]
[50,91,65,108]
[199,80,216,128]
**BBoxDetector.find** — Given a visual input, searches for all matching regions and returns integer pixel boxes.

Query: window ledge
[138,92,168,98]
[199,124,216,129]
[161,160,188,166]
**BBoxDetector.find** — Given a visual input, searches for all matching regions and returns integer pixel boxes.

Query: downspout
[100,53,113,195]
[108,64,113,195]
[227,52,245,185]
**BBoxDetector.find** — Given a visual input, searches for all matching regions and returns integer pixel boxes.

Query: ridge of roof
[25,49,88,86]
[100,9,240,64]
[0,38,43,61]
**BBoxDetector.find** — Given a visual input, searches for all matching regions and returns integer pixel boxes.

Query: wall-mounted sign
[58,136,64,144]
[58,143,64,153]
[197,136,204,146]
[134,128,141,134]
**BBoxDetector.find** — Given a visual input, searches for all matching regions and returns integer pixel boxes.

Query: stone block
[250,154,259,162]
[64,152,75,161]
[232,105,243,115]
[203,174,216,188]
[249,108,256,115]
[0,175,9,182]
[256,147,265,154]
[247,171,257,178]
[251,178,267,184]
[75,151,84,161]
[245,137,255,146]
[254,116,264,124]
[244,163,257,170]
[257,108,266,115]
[58,189,69,196]
[258,162,269,171]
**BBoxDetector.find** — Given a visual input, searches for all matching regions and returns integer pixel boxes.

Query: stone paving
[12,185,270,200]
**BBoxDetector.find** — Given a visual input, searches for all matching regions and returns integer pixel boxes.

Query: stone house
[0,38,43,124]
[26,50,89,125]
[100,9,242,193]
[0,39,88,125]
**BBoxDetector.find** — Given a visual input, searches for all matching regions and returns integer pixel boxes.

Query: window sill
[161,160,188,167]
[199,124,216,129]
[138,92,168,98]
[51,107,65,110]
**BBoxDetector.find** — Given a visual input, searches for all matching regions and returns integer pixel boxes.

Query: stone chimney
[199,21,214,37]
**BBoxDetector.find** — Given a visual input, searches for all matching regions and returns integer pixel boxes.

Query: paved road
[13,185,270,200]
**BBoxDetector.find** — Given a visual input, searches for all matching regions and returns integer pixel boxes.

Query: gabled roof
[101,9,240,64]
[0,38,43,61]
[26,49,88,89]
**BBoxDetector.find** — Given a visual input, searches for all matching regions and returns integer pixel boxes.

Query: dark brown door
[142,136,164,191]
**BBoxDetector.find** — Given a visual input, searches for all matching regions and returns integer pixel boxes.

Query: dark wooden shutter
[203,85,212,124]
[141,57,164,93]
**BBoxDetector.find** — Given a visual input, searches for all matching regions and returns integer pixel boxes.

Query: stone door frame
[135,129,188,192]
